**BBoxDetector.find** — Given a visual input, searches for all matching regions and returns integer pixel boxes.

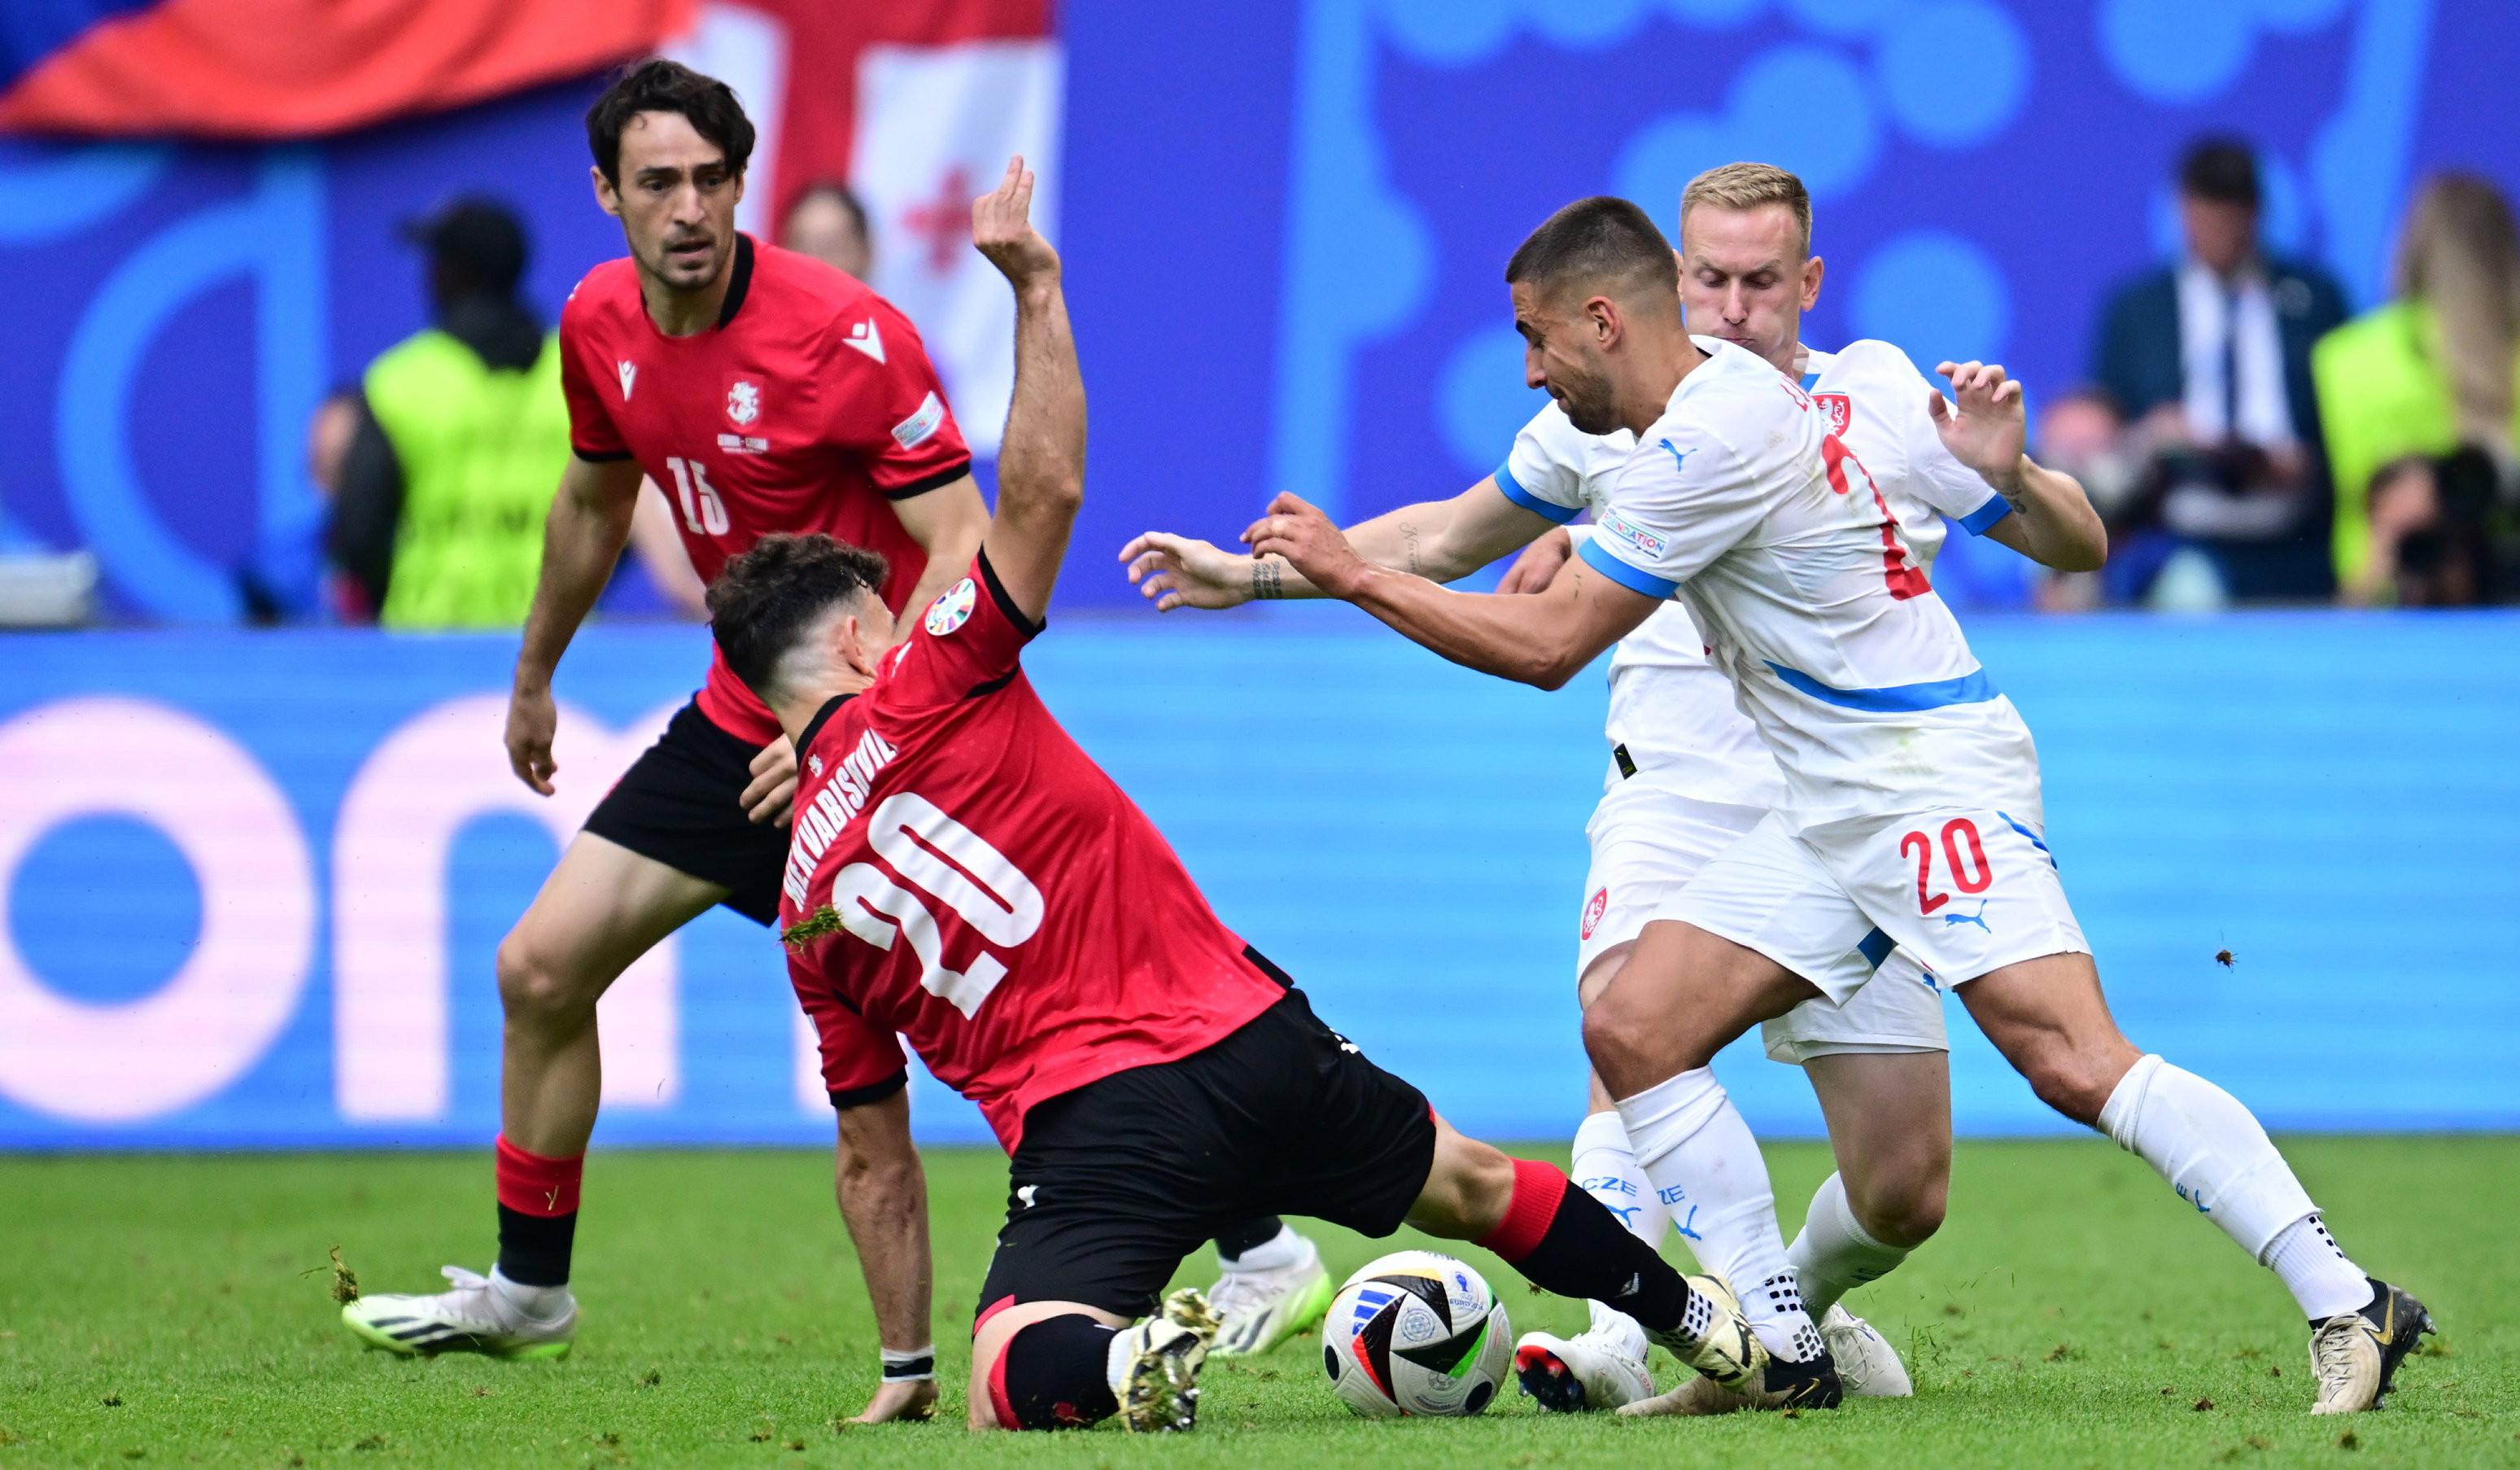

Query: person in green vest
[327,197,573,628]
[2312,173,2520,606]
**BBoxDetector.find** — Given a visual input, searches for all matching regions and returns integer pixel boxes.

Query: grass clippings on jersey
[0,1136,2513,1468]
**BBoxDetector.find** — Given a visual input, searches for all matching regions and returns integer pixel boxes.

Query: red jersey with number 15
[559,235,972,745]
[780,553,1286,1152]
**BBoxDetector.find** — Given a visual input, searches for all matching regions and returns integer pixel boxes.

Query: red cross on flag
[666,0,1059,458]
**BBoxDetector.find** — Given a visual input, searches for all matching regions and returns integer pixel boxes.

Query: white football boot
[1208,1234,1333,1357]
[340,1264,574,1359]
[1112,1288,1223,1432]
[1821,1304,1912,1397]
[2308,1279,2433,1415]
[1513,1302,1655,1411]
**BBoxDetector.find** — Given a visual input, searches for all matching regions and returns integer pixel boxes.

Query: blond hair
[2395,173,2519,453]
[1680,162,1812,257]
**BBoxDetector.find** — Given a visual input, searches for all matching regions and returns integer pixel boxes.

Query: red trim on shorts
[493,1135,583,1218]
[974,1293,1018,1337]
[988,1339,1020,1428]
[1474,1157,1568,1263]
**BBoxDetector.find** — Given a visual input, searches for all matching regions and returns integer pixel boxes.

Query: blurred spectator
[2092,138,2349,602]
[781,180,873,278]
[325,197,570,629]
[2029,387,2138,611]
[304,387,374,620]
[2314,173,2520,606]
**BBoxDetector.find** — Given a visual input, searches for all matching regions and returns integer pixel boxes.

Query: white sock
[1785,1172,1910,1319]
[2264,1214,2374,1321]
[1616,1067,1823,1363]
[488,1267,570,1320]
[2099,1054,2369,1319]
[1569,1110,1659,1358]
[1217,1223,1308,1274]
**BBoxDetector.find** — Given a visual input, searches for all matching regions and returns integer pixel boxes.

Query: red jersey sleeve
[558,283,631,461]
[789,952,911,1104]
[824,297,972,498]
[876,550,1041,711]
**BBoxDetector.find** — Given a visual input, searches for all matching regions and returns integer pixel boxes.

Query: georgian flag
[667,0,1059,457]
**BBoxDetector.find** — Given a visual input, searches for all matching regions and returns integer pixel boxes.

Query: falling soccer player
[701,158,1770,1433]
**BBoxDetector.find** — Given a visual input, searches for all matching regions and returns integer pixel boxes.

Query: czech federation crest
[1813,392,1853,437]
[726,379,762,426]
[925,577,978,635]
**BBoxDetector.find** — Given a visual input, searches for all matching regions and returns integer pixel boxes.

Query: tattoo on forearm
[1252,558,1284,600]
[1399,522,1422,577]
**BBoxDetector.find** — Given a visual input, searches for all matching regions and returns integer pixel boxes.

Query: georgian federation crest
[726,379,762,426]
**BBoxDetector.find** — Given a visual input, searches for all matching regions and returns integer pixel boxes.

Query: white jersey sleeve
[1575,355,1797,597]
[1871,343,2011,536]
[1494,402,1594,524]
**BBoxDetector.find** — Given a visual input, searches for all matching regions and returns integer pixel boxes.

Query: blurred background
[1,0,2514,1150]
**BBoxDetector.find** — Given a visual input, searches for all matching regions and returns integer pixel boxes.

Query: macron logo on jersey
[617,361,637,400]
[844,318,887,364]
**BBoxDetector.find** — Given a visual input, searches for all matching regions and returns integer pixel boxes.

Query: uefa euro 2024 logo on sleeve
[926,577,977,636]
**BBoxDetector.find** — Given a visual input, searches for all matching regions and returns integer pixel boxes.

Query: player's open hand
[1497,527,1574,594]
[847,1377,939,1425]
[1244,492,1370,600]
[743,737,797,828]
[1120,531,1257,610]
[972,155,1059,288]
[1928,360,2029,485]
[504,683,559,796]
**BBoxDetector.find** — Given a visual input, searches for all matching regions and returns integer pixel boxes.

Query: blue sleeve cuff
[1493,461,1582,524]
[1576,535,1678,598]
[1957,492,2012,536]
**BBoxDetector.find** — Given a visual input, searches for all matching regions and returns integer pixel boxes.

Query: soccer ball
[1321,1249,1512,1418]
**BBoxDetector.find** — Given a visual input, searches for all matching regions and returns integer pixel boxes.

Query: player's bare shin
[833,1090,938,1423]
[1249,492,1658,689]
[506,455,645,792]
[972,156,1083,621]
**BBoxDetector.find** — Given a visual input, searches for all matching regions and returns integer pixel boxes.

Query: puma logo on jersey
[617,361,636,400]
[844,318,886,364]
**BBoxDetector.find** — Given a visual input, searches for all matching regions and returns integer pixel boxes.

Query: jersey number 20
[828,793,1045,1017]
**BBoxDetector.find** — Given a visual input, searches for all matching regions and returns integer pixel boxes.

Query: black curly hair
[706,533,891,701]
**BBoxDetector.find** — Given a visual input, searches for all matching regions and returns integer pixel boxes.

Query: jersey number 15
[666,456,731,536]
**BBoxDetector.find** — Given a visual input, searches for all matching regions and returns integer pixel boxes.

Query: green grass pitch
[1,1137,2514,1468]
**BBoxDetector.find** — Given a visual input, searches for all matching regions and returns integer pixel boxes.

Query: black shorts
[976,985,1438,1322]
[582,702,787,925]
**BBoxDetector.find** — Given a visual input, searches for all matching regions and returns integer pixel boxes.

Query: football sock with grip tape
[992,1314,1120,1430]
[1476,1157,1693,1335]
[2099,1054,2371,1319]
[492,1136,582,1288]
[1786,1171,1910,1319]
[1617,1066,1825,1363]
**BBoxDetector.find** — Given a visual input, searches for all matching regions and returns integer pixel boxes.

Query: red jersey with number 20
[780,554,1286,1151]
[559,235,972,745]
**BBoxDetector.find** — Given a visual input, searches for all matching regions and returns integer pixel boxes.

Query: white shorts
[1579,779,1948,1065]
[1661,807,2090,1010]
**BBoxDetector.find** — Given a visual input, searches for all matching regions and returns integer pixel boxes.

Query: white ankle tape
[881,1345,937,1382]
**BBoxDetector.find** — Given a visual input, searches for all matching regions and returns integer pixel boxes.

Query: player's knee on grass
[989,1313,1121,1430]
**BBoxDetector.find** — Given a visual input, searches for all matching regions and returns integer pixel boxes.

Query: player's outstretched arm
[1247,492,1657,689]
[835,1088,939,1424]
[1929,361,2107,573]
[971,157,1081,625]
[1120,479,1563,611]
[505,454,646,794]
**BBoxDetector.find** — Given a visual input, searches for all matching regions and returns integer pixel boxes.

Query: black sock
[995,1315,1119,1429]
[1477,1157,1692,1334]
[496,1204,577,1288]
[1216,1215,1284,1262]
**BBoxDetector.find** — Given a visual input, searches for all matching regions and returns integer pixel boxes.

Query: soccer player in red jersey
[699,159,1769,1433]
[339,62,989,1410]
